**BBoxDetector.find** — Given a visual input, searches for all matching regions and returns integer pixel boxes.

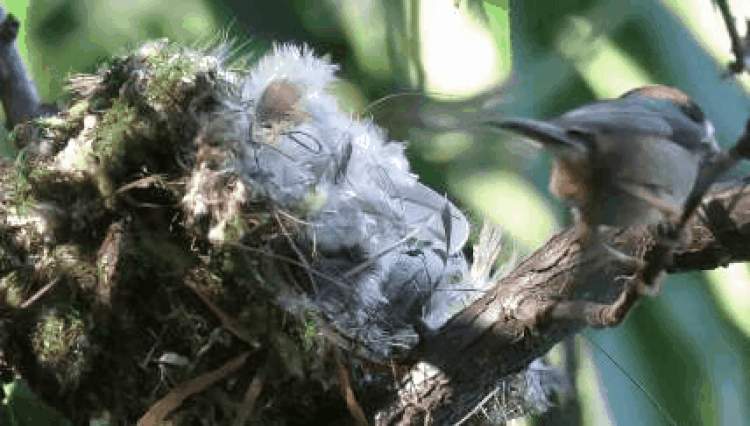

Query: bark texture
[374,181,750,423]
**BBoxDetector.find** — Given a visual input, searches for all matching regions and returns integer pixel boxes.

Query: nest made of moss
[0,40,341,424]
[0,40,564,425]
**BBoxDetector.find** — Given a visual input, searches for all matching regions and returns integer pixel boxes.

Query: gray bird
[490,85,719,241]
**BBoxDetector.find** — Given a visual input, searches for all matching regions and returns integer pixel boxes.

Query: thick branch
[376,181,750,424]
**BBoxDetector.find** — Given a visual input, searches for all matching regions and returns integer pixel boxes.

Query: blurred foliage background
[1,0,750,425]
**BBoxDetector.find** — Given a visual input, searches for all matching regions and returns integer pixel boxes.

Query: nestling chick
[252,79,309,146]
[239,45,473,357]
[491,85,719,240]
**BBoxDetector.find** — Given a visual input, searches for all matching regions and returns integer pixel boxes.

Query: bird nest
[0,40,562,424]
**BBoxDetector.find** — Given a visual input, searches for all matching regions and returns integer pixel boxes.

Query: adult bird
[490,85,718,243]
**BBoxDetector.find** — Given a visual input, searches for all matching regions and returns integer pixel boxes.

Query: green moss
[97,56,132,102]
[144,44,199,106]
[93,100,137,163]
[5,127,20,151]
[9,149,66,213]
[222,214,248,243]
[27,167,56,187]
[0,242,17,274]
[220,252,236,274]
[13,149,30,186]
[301,315,320,352]
[0,271,30,308]
[11,149,34,213]
[30,308,90,390]
[95,256,107,286]
[34,116,67,130]
[66,100,90,122]
[32,108,85,141]
[88,44,201,178]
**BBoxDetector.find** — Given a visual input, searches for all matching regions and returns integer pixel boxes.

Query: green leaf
[3,380,72,426]
[481,0,512,78]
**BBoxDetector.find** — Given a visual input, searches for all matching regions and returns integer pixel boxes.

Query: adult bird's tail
[488,117,588,157]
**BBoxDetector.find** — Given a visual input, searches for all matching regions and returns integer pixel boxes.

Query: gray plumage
[236,45,479,359]
[490,85,719,228]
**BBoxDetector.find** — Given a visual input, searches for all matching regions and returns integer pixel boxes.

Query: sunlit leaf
[3,380,72,426]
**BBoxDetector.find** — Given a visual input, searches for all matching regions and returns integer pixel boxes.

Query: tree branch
[374,179,750,424]
[535,337,581,426]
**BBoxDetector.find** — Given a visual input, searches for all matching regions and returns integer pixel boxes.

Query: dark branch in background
[373,121,750,424]
[0,6,46,129]
[535,337,581,426]
[714,0,750,75]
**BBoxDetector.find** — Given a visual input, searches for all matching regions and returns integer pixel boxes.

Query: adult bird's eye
[566,127,596,144]
[680,102,705,124]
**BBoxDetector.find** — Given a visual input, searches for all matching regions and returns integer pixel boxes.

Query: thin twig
[273,211,318,293]
[714,0,749,74]
[225,241,352,290]
[115,174,168,194]
[20,277,61,309]
[232,357,269,426]
[137,351,250,426]
[184,270,261,348]
[333,347,369,426]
